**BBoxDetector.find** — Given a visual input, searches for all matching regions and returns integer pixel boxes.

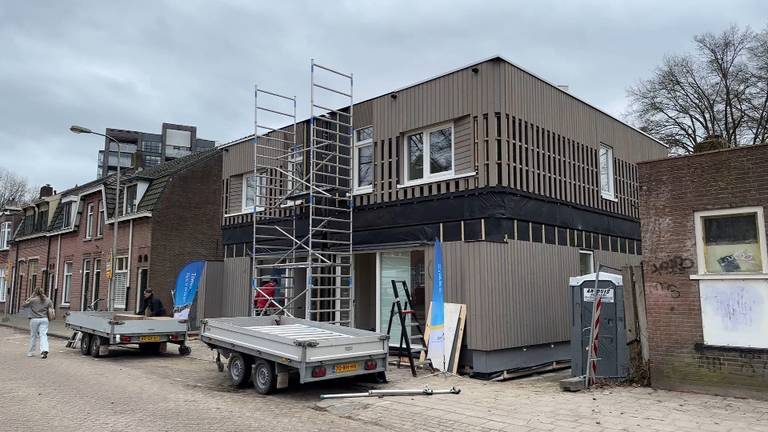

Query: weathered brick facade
[6,150,223,317]
[639,144,768,400]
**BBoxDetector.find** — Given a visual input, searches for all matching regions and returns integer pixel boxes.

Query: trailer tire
[79,333,91,355]
[178,345,191,356]
[253,359,276,395]
[228,353,252,387]
[90,335,106,358]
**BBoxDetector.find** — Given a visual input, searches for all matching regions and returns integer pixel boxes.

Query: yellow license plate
[335,362,358,374]
[139,336,161,342]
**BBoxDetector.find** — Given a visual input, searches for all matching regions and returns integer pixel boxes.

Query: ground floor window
[579,250,594,275]
[694,207,767,275]
[62,261,73,305]
[112,257,129,309]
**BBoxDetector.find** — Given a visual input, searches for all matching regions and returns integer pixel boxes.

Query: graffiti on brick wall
[651,256,695,275]
[648,282,681,298]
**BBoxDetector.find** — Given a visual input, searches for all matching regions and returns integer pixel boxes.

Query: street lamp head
[69,125,93,134]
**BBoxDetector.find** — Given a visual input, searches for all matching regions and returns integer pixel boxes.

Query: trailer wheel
[253,359,276,395]
[90,335,106,358]
[228,353,252,387]
[79,333,91,356]
[178,345,191,356]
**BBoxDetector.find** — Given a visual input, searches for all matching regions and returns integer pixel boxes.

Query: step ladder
[386,280,429,377]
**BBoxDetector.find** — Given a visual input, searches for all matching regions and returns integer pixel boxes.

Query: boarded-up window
[696,208,766,274]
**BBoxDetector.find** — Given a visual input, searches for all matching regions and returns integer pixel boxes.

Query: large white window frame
[353,126,374,194]
[0,267,6,302]
[85,203,94,239]
[599,143,616,200]
[403,123,455,186]
[243,172,267,213]
[692,206,768,279]
[0,221,11,250]
[62,261,73,306]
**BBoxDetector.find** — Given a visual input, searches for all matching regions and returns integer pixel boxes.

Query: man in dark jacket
[139,289,166,317]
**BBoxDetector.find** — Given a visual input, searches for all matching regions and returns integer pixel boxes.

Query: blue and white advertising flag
[173,260,205,319]
[428,239,447,371]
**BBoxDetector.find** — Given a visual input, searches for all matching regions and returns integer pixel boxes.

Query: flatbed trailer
[65,311,191,357]
[201,316,388,394]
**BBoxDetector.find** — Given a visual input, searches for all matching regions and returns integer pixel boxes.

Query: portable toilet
[568,272,629,378]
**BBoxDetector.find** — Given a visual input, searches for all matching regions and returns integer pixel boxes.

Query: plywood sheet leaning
[423,301,467,373]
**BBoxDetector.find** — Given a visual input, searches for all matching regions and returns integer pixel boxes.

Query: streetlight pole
[70,125,121,312]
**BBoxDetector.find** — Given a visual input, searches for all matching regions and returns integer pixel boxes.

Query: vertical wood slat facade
[221,57,665,223]
[422,241,641,351]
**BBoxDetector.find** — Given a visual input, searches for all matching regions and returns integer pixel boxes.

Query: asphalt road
[0,326,387,432]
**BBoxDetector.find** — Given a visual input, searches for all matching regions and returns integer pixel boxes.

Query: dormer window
[61,202,73,228]
[124,184,138,214]
[0,222,11,249]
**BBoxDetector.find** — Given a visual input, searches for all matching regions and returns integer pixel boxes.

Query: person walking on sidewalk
[22,287,54,359]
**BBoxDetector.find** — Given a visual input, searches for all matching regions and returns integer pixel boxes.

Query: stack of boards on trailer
[201,316,389,394]
[65,311,191,357]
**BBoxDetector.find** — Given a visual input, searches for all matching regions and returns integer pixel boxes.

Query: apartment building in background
[98,123,216,178]
[7,150,223,317]
[218,56,669,374]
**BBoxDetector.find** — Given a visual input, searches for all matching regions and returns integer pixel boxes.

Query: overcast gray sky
[1,0,766,191]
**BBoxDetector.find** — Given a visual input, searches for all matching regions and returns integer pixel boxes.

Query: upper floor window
[694,207,768,275]
[124,185,138,214]
[144,155,162,167]
[97,200,104,237]
[140,140,162,154]
[36,209,48,232]
[354,127,373,193]
[405,124,454,184]
[243,172,266,212]
[85,203,94,239]
[61,202,73,228]
[286,145,304,197]
[0,221,11,249]
[599,144,615,200]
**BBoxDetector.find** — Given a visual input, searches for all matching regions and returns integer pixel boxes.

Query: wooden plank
[450,304,467,374]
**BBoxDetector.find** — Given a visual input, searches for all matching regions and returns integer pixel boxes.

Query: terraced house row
[1,151,222,318]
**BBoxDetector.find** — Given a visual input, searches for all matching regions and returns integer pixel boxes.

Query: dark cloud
[1,0,766,190]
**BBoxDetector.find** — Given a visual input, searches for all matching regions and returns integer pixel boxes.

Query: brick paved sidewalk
[317,367,768,431]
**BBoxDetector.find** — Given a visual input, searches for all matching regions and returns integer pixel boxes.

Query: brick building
[0,205,22,311]
[639,144,768,400]
[6,149,223,316]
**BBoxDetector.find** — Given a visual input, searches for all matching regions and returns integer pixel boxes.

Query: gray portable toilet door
[580,284,619,377]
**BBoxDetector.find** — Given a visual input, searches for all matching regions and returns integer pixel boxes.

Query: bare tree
[628,24,768,153]
[0,167,35,209]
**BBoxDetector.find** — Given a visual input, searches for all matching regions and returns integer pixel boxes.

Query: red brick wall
[12,236,50,312]
[639,144,768,400]
[53,192,152,314]
[150,153,223,312]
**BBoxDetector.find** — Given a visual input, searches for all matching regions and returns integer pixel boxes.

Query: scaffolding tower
[251,60,354,326]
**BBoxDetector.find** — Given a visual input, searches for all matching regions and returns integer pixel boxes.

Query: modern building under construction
[218,56,668,374]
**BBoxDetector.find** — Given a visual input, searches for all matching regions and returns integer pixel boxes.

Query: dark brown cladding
[221,56,667,226]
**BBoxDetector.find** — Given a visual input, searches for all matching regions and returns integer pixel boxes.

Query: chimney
[39,184,53,199]
[133,151,145,170]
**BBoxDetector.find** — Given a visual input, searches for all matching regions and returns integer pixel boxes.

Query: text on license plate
[335,362,358,373]
[139,336,161,342]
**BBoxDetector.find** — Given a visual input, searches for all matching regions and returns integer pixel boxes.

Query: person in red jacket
[253,278,278,314]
